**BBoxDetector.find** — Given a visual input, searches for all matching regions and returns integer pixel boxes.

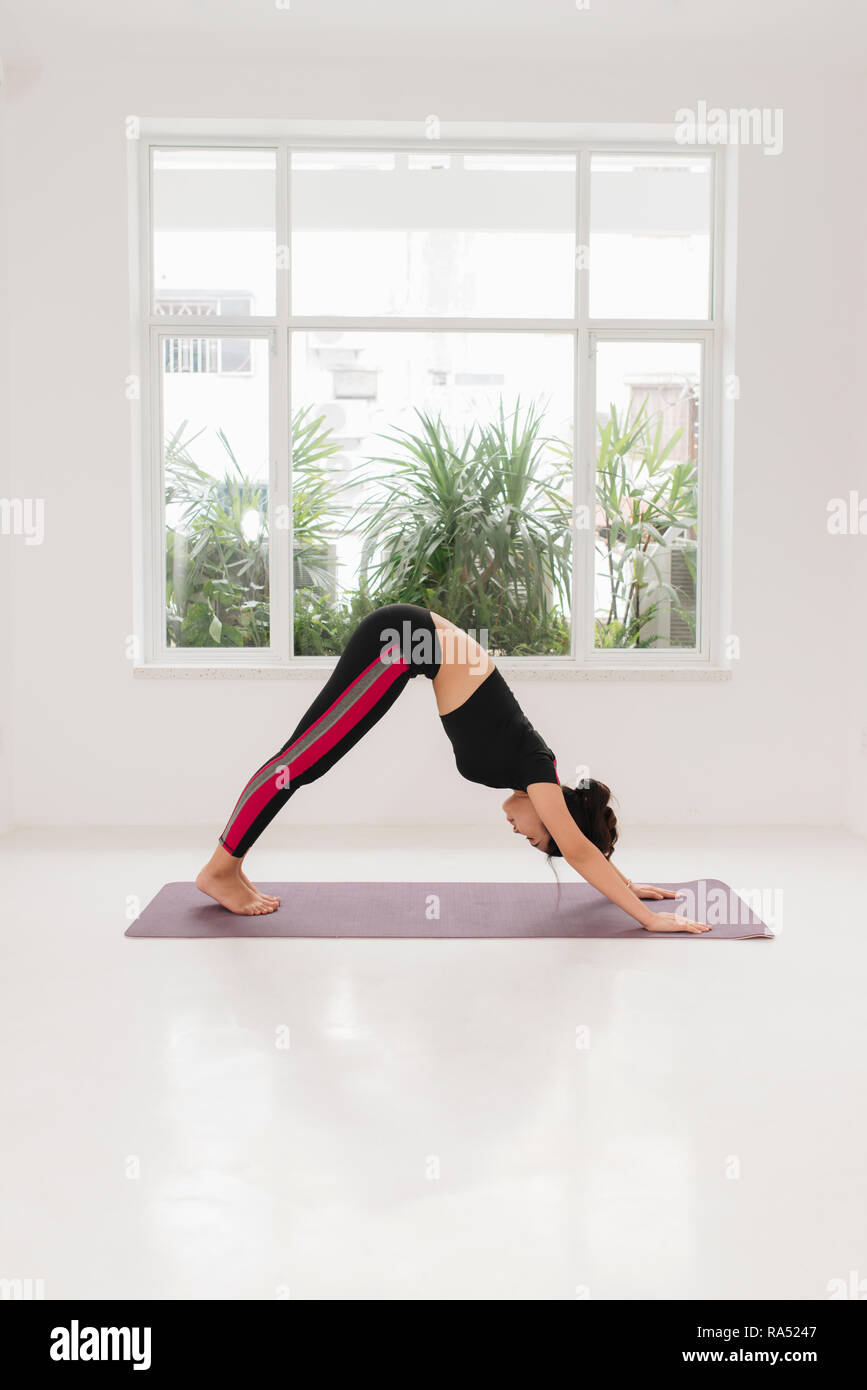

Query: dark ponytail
[548,779,618,859]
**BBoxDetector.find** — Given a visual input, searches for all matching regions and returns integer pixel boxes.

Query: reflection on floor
[1,824,864,1300]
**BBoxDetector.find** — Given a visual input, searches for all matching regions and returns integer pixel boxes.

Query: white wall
[850,548,867,837]
[0,81,13,837]
[846,95,867,837]
[2,44,865,834]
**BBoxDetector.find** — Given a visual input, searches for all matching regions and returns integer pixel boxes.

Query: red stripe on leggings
[222,651,408,853]
[221,645,400,839]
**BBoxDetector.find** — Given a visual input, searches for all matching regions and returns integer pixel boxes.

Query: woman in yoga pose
[196,603,708,932]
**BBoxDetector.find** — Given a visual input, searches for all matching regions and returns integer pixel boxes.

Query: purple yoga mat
[125,879,773,940]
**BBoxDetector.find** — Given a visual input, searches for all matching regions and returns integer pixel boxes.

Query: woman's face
[501,791,552,853]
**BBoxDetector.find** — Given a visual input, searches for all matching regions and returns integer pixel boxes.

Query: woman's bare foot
[196,844,280,916]
[239,870,280,906]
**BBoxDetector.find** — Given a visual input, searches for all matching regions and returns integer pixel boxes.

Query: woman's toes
[240,874,280,904]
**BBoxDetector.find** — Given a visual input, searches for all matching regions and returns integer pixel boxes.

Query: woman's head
[548,780,618,859]
[501,780,618,859]
[501,790,550,851]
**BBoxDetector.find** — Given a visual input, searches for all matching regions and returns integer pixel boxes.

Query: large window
[133,130,725,668]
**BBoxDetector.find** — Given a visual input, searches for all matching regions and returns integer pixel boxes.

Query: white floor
[1,823,865,1301]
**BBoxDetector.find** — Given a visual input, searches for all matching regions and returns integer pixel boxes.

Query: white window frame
[128,120,736,679]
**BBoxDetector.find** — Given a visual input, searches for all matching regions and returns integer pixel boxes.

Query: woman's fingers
[645,912,712,933]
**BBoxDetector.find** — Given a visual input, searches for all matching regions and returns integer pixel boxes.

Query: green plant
[165,425,270,647]
[345,398,573,653]
[165,406,342,648]
[292,587,381,656]
[166,392,690,660]
[291,407,345,590]
[592,396,698,648]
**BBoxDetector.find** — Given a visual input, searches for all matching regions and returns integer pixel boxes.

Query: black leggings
[219,604,441,857]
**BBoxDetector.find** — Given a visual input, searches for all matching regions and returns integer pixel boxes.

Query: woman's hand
[628,883,682,900]
[641,910,711,934]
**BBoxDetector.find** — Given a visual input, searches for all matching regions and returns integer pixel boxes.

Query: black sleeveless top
[440,667,560,791]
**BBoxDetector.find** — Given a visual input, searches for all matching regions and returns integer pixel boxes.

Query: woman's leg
[196,604,440,913]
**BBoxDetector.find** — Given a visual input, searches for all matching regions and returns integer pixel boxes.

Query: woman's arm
[527,783,710,933]
[609,859,682,902]
[564,838,662,929]
[591,850,647,906]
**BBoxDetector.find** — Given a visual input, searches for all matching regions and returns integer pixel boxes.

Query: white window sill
[132,663,732,682]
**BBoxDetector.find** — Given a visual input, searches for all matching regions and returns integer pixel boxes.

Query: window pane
[291,330,574,656]
[589,155,711,319]
[291,151,575,317]
[152,148,277,316]
[594,341,700,650]
[162,337,271,649]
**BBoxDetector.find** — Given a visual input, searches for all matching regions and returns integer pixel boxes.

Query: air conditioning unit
[316,398,372,442]
[637,538,696,646]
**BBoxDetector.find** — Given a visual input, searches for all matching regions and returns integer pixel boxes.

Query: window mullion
[150,325,168,661]
[272,144,291,662]
[575,149,592,664]
[265,329,287,663]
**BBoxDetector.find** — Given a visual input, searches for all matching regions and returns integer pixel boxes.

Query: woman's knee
[369,604,440,677]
